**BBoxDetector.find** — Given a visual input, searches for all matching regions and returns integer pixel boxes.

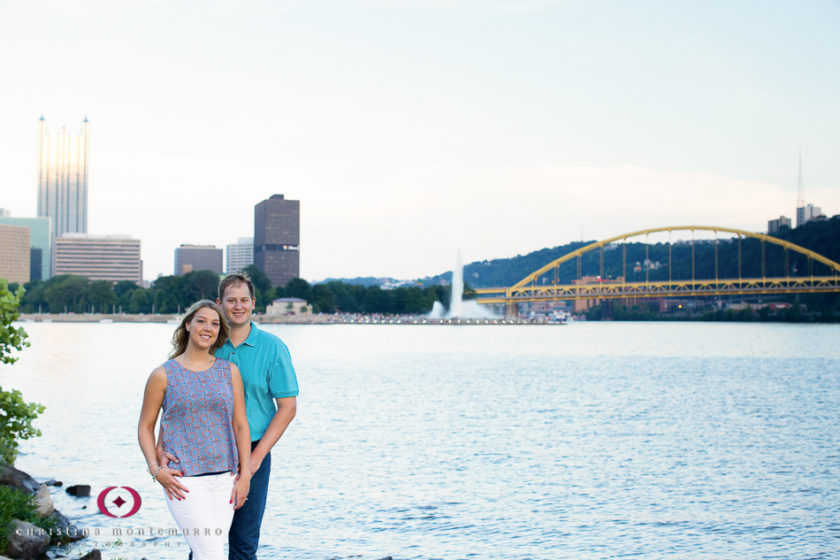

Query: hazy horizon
[2,0,838,282]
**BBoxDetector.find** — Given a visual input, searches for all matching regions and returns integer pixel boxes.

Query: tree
[43,275,89,313]
[0,279,44,465]
[285,278,313,303]
[182,270,221,303]
[114,280,140,311]
[152,275,184,313]
[311,284,336,313]
[128,289,151,313]
[88,280,116,313]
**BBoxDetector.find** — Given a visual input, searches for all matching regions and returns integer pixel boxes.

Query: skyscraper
[254,194,300,288]
[37,116,89,237]
[226,237,254,274]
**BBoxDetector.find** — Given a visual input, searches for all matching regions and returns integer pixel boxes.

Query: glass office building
[37,116,89,237]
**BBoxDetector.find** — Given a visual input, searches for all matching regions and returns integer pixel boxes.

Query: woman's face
[186,306,221,351]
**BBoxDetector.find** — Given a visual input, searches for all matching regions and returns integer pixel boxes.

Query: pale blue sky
[1,0,838,281]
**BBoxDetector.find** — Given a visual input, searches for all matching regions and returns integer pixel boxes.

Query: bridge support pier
[505,302,519,320]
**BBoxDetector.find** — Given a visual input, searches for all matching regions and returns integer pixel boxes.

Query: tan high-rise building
[0,225,31,284]
[37,116,89,237]
[55,234,142,283]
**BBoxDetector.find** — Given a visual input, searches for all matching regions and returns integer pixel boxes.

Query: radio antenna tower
[794,149,806,227]
[796,149,804,209]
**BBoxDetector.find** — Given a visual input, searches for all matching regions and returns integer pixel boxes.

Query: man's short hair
[218,273,255,300]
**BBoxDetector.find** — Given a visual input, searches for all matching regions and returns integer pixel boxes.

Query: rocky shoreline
[0,463,99,560]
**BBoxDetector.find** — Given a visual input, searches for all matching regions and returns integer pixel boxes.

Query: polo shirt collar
[241,321,260,347]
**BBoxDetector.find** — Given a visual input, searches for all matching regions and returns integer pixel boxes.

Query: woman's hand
[156,468,189,501]
[231,473,251,509]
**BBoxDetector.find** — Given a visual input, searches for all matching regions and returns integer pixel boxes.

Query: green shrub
[0,485,57,551]
[0,279,43,464]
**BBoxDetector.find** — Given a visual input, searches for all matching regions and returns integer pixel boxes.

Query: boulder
[79,550,102,560]
[0,464,40,493]
[42,478,62,487]
[35,484,54,516]
[50,510,85,542]
[65,485,91,497]
[4,520,50,559]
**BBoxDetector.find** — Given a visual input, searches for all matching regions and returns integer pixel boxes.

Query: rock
[42,478,63,487]
[375,557,393,560]
[65,485,91,497]
[0,464,40,493]
[4,519,50,559]
[79,550,102,560]
[50,510,85,542]
[35,484,54,516]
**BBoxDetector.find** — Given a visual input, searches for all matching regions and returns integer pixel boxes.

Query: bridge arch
[511,225,840,290]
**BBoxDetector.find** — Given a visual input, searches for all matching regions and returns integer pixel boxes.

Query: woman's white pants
[164,472,236,560]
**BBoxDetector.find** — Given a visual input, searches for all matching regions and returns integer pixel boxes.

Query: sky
[1,0,838,282]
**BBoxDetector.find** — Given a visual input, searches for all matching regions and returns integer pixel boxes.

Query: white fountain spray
[450,249,464,317]
[428,250,498,319]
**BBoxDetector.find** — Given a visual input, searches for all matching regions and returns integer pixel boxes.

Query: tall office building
[174,244,223,275]
[37,116,89,237]
[0,225,31,284]
[254,194,300,288]
[0,215,52,280]
[226,237,253,274]
[55,234,142,283]
[796,203,823,227]
[767,216,791,234]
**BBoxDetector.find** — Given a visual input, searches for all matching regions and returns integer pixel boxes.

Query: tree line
[435,216,840,288]
[9,266,466,315]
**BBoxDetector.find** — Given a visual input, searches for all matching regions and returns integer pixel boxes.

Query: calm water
[1,321,839,560]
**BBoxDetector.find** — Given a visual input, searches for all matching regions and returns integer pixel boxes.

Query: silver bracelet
[150,465,163,482]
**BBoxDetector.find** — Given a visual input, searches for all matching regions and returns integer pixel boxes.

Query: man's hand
[156,448,179,470]
[155,449,188,500]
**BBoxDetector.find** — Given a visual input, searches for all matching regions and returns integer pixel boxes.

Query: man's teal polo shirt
[215,322,299,441]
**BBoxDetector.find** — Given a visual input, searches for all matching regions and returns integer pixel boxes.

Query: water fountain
[429,250,498,319]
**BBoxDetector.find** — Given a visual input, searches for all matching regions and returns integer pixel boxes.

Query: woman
[138,300,251,560]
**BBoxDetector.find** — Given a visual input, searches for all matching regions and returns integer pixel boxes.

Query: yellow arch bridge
[474,226,840,314]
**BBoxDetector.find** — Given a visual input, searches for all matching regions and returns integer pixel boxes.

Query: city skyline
[1,1,838,282]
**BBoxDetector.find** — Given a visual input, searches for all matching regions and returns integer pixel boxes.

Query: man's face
[218,282,255,327]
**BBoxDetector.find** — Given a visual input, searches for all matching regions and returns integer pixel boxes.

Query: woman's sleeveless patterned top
[160,358,238,476]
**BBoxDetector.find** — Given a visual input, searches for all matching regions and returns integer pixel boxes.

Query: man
[159,273,298,559]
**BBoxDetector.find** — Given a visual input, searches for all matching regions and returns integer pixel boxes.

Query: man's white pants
[164,472,236,560]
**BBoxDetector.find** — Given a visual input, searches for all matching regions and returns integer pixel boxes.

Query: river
[2,321,838,559]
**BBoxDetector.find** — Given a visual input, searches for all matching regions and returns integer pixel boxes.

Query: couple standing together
[138,273,299,560]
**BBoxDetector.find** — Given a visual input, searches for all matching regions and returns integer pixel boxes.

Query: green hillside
[426,217,840,289]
